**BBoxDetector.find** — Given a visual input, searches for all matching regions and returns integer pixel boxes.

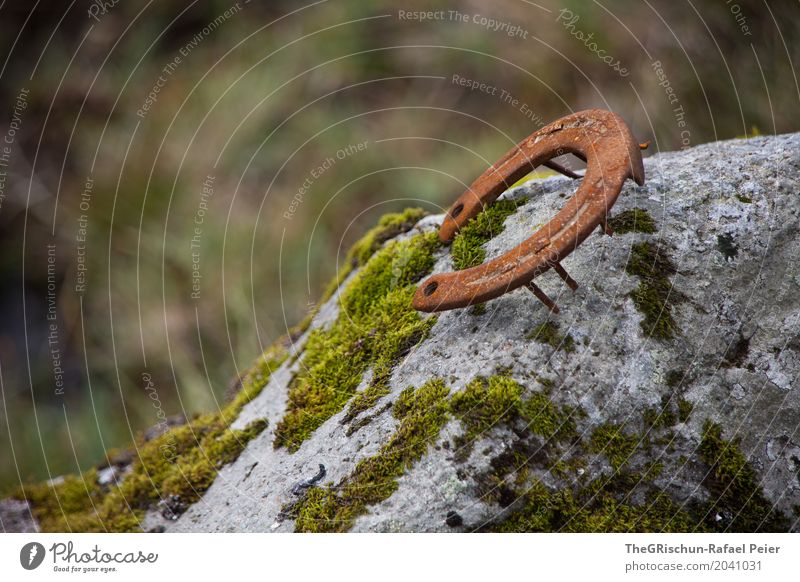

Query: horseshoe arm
[413,109,645,313]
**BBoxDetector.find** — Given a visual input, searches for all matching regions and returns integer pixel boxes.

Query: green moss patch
[483,407,703,532]
[347,208,428,268]
[450,198,527,271]
[449,375,577,443]
[698,421,789,532]
[677,398,693,422]
[590,424,639,470]
[290,373,787,533]
[450,376,523,440]
[665,369,685,387]
[14,346,286,532]
[469,303,487,316]
[467,381,702,532]
[294,375,580,530]
[609,208,657,234]
[492,477,699,533]
[294,379,451,532]
[643,395,678,430]
[480,418,704,533]
[521,392,577,442]
[454,376,578,506]
[625,242,684,340]
[312,208,428,326]
[273,232,440,452]
[526,321,575,353]
[312,373,784,533]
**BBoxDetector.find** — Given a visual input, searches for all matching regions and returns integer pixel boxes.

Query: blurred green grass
[0,0,797,488]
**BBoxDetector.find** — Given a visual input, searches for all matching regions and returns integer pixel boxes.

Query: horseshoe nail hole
[424,281,439,297]
[451,204,464,219]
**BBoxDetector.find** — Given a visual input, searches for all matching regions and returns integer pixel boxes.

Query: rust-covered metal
[412,109,645,313]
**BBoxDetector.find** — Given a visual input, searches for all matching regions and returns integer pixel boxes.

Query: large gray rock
[144,131,799,533]
[11,133,796,533]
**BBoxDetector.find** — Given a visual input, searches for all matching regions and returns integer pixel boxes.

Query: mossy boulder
[6,133,800,533]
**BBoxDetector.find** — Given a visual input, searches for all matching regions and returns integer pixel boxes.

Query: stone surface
[0,499,38,533]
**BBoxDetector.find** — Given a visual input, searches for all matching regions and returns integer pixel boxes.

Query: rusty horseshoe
[412,109,646,313]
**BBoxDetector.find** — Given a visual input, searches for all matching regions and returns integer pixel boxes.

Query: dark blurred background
[1,0,798,488]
